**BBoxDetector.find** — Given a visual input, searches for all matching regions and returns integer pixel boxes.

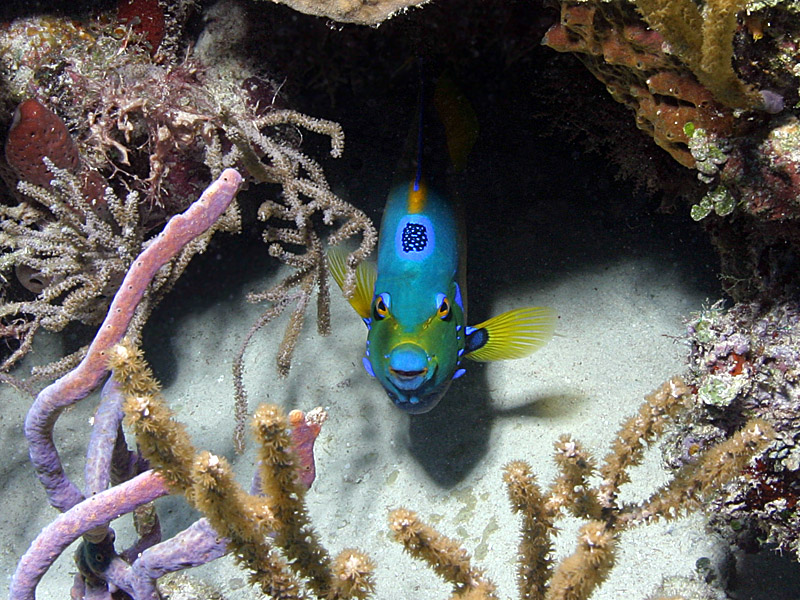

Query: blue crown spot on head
[395,215,435,261]
[402,222,428,252]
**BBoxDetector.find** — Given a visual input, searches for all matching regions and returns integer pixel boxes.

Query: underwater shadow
[407,368,494,487]
[407,369,581,487]
[731,549,800,600]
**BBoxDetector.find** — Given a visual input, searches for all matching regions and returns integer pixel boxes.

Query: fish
[329,74,556,413]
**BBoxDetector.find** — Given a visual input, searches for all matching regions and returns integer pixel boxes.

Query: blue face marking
[394,215,435,261]
[452,368,466,380]
[362,356,375,377]
[454,282,463,310]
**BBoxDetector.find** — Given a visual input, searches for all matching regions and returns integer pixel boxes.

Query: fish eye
[374,293,390,320]
[435,293,451,320]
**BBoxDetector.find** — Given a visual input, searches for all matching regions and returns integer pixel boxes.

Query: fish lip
[389,366,428,380]
[385,364,440,407]
[388,372,427,391]
[386,361,433,391]
[387,378,448,414]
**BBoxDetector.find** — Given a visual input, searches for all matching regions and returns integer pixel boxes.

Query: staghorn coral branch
[598,376,692,511]
[23,168,242,513]
[503,460,555,600]
[391,377,774,600]
[544,522,616,600]
[329,549,376,600]
[388,508,498,599]
[111,332,342,599]
[625,418,775,526]
[253,404,334,596]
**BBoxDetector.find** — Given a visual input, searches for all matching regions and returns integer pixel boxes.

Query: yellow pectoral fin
[327,246,376,320]
[465,306,557,362]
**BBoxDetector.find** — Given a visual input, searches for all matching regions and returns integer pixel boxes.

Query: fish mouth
[389,366,428,379]
[386,343,431,391]
[387,367,429,391]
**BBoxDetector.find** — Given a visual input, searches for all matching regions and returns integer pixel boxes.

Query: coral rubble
[667,301,800,559]
[259,0,430,25]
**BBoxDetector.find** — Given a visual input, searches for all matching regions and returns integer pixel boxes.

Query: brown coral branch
[391,376,773,600]
[112,336,356,599]
[544,522,616,600]
[388,508,498,599]
[230,108,376,452]
[598,376,693,509]
[503,460,555,600]
[330,549,376,600]
[253,404,334,597]
[627,417,775,525]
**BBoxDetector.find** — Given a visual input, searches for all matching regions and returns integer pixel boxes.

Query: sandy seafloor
[3,87,800,599]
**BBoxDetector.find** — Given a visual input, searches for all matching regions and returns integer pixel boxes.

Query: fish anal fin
[465,306,556,362]
[327,247,376,320]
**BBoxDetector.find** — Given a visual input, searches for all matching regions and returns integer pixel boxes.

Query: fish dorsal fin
[327,246,376,320]
[464,306,556,362]
[433,73,479,173]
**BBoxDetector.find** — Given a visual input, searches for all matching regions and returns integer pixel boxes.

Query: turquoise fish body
[328,75,555,413]
[366,181,467,412]
[329,178,556,414]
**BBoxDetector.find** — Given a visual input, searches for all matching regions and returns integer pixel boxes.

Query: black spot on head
[402,222,428,253]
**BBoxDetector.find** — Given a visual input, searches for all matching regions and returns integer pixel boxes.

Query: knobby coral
[634,0,765,110]
[390,378,773,600]
[542,1,737,169]
[258,0,430,25]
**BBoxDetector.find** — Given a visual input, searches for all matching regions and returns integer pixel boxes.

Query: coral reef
[230,109,376,452]
[633,0,766,110]
[258,0,429,25]
[720,115,800,222]
[0,157,237,381]
[11,224,774,599]
[8,166,372,600]
[11,170,242,598]
[5,1,800,598]
[540,0,800,300]
[0,5,374,383]
[541,1,738,169]
[666,300,800,559]
[390,378,773,600]
[115,344,374,600]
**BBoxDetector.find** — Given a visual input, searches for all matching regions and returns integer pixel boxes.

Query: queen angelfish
[329,75,556,413]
